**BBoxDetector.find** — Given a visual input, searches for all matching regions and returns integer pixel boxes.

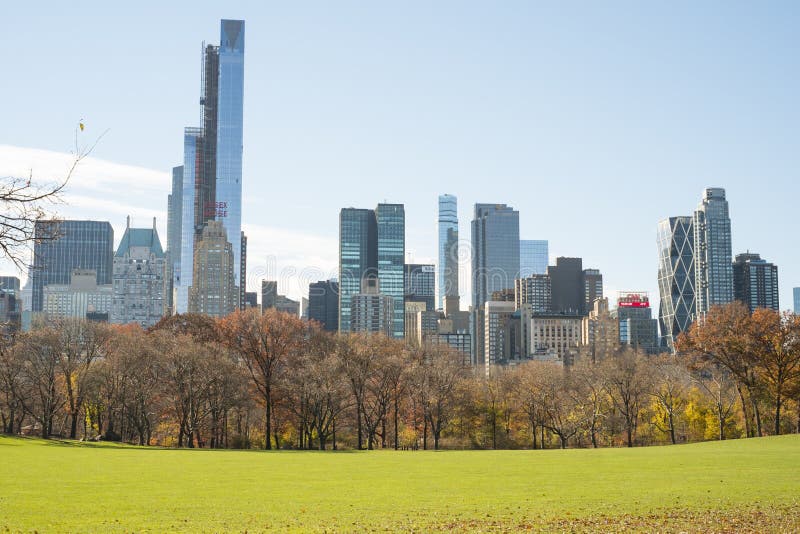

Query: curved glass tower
[438,194,458,310]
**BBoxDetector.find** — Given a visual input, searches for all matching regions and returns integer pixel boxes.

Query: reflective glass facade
[405,263,435,312]
[471,204,520,309]
[215,20,245,305]
[732,253,779,312]
[176,128,201,313]
[657,216,695,351]
[438,194,458,310]
[30,220,114,312]
[794,288,800,315]
[694,188,733,315]
[376,204,405,339]
[519,240,548,277]
[338,208,377,333]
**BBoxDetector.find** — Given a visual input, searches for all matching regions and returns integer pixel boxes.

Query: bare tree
[603,349,650,447]
[647,355,690,444]
[1,125,106,268]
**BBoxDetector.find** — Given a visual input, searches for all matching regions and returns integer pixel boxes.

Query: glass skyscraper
[174,20,245,315]
[657,216,696,351]
[519,240,548,278]
[166,165,182,312]
[471,204,520,309]
[405,264,436,313]
[694,188,733,316]
[732,253,779,312]
[438,194,459,310]
[30,220,114,312]
[339,208,377,334]
[376,204,406,339]
[338,204,405,338]
[794,288,800,314]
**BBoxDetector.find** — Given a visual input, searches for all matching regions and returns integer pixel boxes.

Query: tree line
[1,302,799,449]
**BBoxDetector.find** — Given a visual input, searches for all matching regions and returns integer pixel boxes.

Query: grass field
[0,436,799,532]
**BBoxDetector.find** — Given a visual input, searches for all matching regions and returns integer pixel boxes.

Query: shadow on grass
[1,435,364,453]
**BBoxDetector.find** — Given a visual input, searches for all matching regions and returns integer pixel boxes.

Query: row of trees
[2,303,799,449]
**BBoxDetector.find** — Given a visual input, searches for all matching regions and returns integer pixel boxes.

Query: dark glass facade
[438,194,459,310]
[404,263,435,312]
[733,253,779,312]
[30,220,114,312]
[471,203,520,309]
[308,279,339,332]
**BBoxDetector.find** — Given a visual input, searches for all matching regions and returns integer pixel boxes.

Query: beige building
[528,313,582,365]
[189,221,236,317]
[581,297,620,362]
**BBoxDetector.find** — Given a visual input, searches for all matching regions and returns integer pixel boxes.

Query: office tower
[43,269,112,320]
[733,253,779,312]
[244,292,258,309]
[580,298,619,363]
[438,194,459,311]
[0,276,21,332]
[338,204,405,338]
[404,263,435,312]
[274,295,300,316]
[520,240,548,278]
[189,221,235,317]
[176,128,202,313]
[308,280,339,331]
[582,269,603,314]
[547,257,583,314]
[175,20,245,314]
[350,278,394,336]
[657,216,696,351]
[694,188,733,316]
[471,204,520,309]
[111,218,167,327]
[339,208,377,333]
[30,220,113,313]
[616,292,659,353]
[166,165,183,312]
[794,288,800,314]
[515,275,551,312]
[261,280,277,311]
[376,204,405,339]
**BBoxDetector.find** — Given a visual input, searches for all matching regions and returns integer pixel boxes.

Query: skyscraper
[189,221,235,317]
[261,280,277,311]
[338,204,405,338]
[376,204,405,339]
[520,240,548,278]
[166,165,183,313]
[794,288,800,315]
[548,257,583,315]
[657,216,696,351]
[308,279,339,332]
[582,269,604,314]
[111,218,167,327]
[616,292,659,352]
[471,204,520,309]
[694,188,733,316]
[30,220,114,313]
[733,253,779,312]
[438,194,459,311]
[174,19,245,315]
[339,208,377,334]
[404,263,435,312]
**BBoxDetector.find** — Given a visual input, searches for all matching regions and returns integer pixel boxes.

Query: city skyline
[1,4,798,311]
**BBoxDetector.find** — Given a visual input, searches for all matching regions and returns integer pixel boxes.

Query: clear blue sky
[2,1,798,307]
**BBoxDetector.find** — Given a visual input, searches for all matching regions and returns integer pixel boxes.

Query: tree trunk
[626,424,633,448]
[775,393,782,436]
[393,393,399,450]
[735,383,752,437]
[669,411,676,445]
[264,390,272,450]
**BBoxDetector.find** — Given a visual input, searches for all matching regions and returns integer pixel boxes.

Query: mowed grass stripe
[0,435,798,532]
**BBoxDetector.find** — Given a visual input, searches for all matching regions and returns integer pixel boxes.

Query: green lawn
[0,435,798,532]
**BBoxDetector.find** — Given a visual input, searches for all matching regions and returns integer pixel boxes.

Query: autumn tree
[646,355,690,444]
[220,308,306,449]
[603,349,650,447]
[748,309,800,435]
